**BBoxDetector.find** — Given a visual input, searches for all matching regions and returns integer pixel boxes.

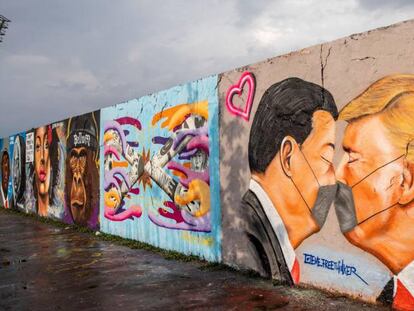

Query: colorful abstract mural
[100,75,221,261]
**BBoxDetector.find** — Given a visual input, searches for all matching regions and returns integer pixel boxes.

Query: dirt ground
[0,209,388,310]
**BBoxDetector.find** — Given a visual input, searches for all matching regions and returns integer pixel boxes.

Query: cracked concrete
[319,44,332,88]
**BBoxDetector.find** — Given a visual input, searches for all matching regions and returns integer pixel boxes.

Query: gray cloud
[358,0,414,10]
[0,0,413,137]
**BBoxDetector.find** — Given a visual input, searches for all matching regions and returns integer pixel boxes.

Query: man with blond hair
[336,74,414,310]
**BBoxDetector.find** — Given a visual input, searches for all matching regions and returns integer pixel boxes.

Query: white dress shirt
[249,179,297,273]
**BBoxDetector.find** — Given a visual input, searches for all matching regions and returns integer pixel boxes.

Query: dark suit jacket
[233,189,293,285]
[377,278,394,306]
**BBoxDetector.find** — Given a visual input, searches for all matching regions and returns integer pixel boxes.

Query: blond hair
[339,74,414,160]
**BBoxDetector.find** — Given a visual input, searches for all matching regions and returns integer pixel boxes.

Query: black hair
[248,77,338,173]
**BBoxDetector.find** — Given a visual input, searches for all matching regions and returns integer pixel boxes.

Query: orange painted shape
[171,170,186,179]
[151,101,209,130]
[112,161,128,168]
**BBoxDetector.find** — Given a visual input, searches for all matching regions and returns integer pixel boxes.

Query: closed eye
[347,153,359,164]
[321,155,332,164]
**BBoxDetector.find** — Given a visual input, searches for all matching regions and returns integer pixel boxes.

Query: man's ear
[399,159,414,205]
[279,136,297,178]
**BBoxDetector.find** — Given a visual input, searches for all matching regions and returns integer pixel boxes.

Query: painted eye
[347,153,359,164]
[321,155,332,165]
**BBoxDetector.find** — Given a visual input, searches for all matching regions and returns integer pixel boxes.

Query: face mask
[335,154,404,233]
[290,149,338,228]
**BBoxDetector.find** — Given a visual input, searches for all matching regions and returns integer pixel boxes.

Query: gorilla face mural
[65,111,100,228]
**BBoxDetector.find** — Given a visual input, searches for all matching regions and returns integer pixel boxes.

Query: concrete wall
[1,19,414,309]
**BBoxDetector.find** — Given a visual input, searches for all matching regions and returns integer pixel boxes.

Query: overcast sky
[1,0,414,137]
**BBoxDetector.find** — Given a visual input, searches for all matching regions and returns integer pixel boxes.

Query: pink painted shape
[104,205,142,221]
[225,71,256,121]
[158,201,184,223]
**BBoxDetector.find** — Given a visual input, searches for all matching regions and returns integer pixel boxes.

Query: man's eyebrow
[326,143,335,150]
[321,143,335,151]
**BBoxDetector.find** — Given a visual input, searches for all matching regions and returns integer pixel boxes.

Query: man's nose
[336,154,347,184]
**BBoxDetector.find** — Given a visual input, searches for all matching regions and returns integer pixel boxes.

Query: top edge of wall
[221,18,414,74]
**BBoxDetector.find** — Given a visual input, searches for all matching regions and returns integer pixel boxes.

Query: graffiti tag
[225,71,256,121]
[73,132,91,147]
[303,253,368,285]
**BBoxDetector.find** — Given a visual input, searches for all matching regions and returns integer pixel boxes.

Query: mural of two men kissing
[225,74,414,310]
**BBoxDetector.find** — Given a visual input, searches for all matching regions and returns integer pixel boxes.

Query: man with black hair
[236,77,338,285]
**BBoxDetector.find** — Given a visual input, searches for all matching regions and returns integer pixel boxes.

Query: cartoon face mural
[1,150,10,208]
[231,77,338,284]
[336,74,414,309]
[65,111,100,229]
[24,123,67,218]
[12,134,26,208]
[34,126,52,216]
[100,76,221,261]
[191,150,208,172]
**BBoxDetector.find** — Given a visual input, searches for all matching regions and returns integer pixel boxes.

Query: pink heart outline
[225,71,256,121]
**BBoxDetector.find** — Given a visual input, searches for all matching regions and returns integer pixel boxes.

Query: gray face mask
[335,154,404,233]
[290,150,338,228]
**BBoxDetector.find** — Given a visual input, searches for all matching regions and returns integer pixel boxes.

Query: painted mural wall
[219,20,414,310]
[100,76,221,261]
[1,112,101,230]
[1,136,14,209]
[1,19,414,310]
